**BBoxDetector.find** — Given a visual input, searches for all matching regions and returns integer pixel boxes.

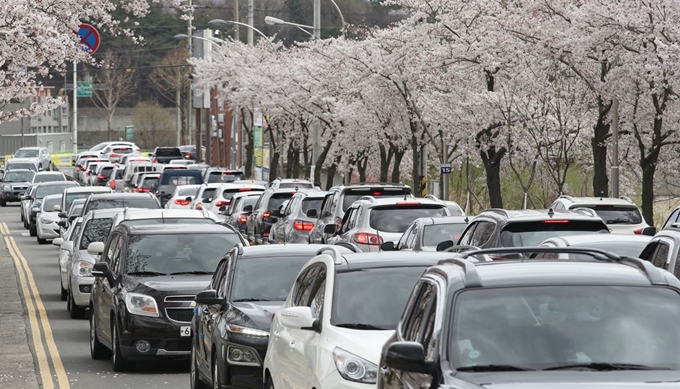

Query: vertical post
[195,108,202,162]
[205,108,212,165]
[419,144,427,198]
[309,0,321,184]
[442,142,449,200]
[20,99,25,146]
[73,61,78,154]
[234,0,240,41]
[188,0,194,148]
[247,0,254,45]
[611,96,620,198]
[176,88,181,146]
[313,0,320,39]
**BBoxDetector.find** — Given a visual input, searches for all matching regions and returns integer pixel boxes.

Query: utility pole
[247,0,254,45]
[234,0,240,41]
[175,88,181,146]
[611,56,620,198]
[309,0,321,184]
[73,61,78,154]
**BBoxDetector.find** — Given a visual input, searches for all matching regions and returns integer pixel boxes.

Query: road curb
[0,237,39,389]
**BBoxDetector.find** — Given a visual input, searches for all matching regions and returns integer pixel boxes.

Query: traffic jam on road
[4,142,680,389]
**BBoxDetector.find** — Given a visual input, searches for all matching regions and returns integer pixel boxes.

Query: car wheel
[112,320,134,372]
[29,223,36,237]
[21,212,24,222]
[190,345,208,389]
[60,283,67,301]
[68,290,85,319]
[37,236,47,245]
[264,376,275,389]
[23,219,28,229]
[0,199,6,207]
[90,309,111,360]
[212,357,220,389]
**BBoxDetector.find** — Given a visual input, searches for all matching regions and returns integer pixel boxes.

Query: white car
[191,183,224,210]
[164,184,202,209]
[204,183,266,216]
[264,248,446,389]
[36,194,62,244]
[110,208,220,228]
[168,159,195,166]
[53,218,83,301]
[13,146,52,171]
[31,171,66,184]
[549,195,654,235]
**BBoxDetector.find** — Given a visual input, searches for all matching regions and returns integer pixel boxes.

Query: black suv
[245,188,298,244]
[378,247,680,388]
[191,244,345,389]
[152,147,183,164]
[88,224,245,371]
[456,209,609,249]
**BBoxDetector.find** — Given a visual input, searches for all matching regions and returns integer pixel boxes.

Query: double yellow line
[1,222,70,389]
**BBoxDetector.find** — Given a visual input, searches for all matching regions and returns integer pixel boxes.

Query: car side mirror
[53,204,61,212]
[58,212,67,218]
[68,215,77,221]
[57,220,67,228]
[243,205,253,213]
[324,224,337,234]
[279,306,319,332]
[87,242,105,256]
[381,241,395,251]
[385,341,434,374]
[642,226,657,236]
[91,262,110,278]
[219,206,227,212]
[271,209,281,217]
[195,290,224,306]
[436,240,455,252]
[52,238,64,246]
[185,196,192,202]
[306,209,318,218]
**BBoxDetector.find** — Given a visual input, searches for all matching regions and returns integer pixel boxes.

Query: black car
[0,169,35,206]
[378,247,680,388]
[191,244,353,389]
[89,224,246,371]
[245,188,297,244]
[27,182,79,236]
[81,193,160,216]
[152,147,184,164]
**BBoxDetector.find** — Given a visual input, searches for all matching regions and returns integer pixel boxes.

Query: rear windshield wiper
[126,271,167,276]
[335,323,386,330]
[232,298,271,302]
[457,365,534,372]
[544,363,668,371]
[169,271,213,275]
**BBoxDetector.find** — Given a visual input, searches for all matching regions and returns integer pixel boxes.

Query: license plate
[180,326,191,337]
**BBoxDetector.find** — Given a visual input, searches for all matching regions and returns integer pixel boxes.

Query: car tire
[264,376,275,389]
[90,309,111,360]
[29,223,36,237]
[212,357,220,389]
[21,212,24,222]
[190,345,209,389]
[68,290,85,319]
[0,199,5,207]
[37,236,47,245]
[60,283,67,301]
[112,320,134,372]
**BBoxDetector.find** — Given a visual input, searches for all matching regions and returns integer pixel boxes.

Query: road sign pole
[73,61,78,155]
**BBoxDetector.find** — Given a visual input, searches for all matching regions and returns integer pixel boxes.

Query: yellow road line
[0,222,8,235]
[7,236,71,389]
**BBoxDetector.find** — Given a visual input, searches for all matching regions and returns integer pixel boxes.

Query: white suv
[549,195,654,235]
[325,197,449,252]
[263,248,452,389]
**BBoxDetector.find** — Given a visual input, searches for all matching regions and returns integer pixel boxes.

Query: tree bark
[292,149,300,178]
[640,162,655,226]
[107,114,113,141]
[314,139,333,186]
[592,97,611,197]
[326,156,341,190]
[480,146,507,208]
[379,144,393,182]
[392,147,405,183]
[411,134,420,192]
[286,145,295,177]
[242,109,254,179]
[357,155,368,182]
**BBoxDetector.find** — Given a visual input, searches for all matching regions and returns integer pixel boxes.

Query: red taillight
[633,228,643,235]
[372,191,383,195]
[238,216,248,223]
[185,153,193,159]
[138,188,150,193]
[544,220,569,224]
[175,199,190,206]
[109,180,116,189]
[110,153,119,157]
[239,188,252,192]
[215,200,229,207]
[263,232,269,237]
[263,211,271,218]
[353,232,383,246]
[396,201,421,205]
[154,158,159,162]
[293,220,314,231]
[131,187,138,192]
[196,202,203,210]
[98,174,106,180]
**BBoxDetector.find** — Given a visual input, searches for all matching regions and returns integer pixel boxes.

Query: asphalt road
[0,203,189,389]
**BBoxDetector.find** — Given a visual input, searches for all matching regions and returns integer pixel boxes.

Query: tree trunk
[285,145,295,177]
[357,155,368,182]
[392,148,405,183]
[640,162,655,226]
[411,135,420,193]
[303,139,311,179]
[269,150,280,184]
[326,156,341,190]
[313,139,333,187]
[379,144,393,182]
[107,114,113,141]
[592,97,611,197]
[480,146,506,208]
[292,149,300,178]
[244,129,254,179]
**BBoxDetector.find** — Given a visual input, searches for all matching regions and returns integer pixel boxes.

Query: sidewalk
[0,238,39,389]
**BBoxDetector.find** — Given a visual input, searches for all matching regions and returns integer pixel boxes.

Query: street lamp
[208,19,269,43]
[264,16,314,38]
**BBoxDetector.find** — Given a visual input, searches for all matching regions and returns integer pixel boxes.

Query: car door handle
[202,307,210,315]
[289,341,295,347]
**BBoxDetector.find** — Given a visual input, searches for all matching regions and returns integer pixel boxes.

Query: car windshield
[222,188,264,201]
[268,193,294,211]
[36,184,76,199]
[570,205,643,225]
[90,142,112,151]
[100,167,114,177]
[141,177,159,189]
[79,218,113,250]
[208,171,244,183]
[86,198,159,211]
[164,175,198,186]
[121,218,214,226]
[4,171,35,182]
[125,233,241,275]
[7,163,36,171]
[332,267,426,330]
[301,198,323,214]
[65,192,102,210]
[178,187,199,197]
[423,223,468,247]
[452,286,680,371]
[501,221,609,247]
[230,256,311,301]
[42,196,61,211]
[201,188,218,201]
[14,149,39,158]
[370,206,448,233]
[342,188,412,211]
[33,174,64,183]
[69,204,84,217]
[278,182,313,189]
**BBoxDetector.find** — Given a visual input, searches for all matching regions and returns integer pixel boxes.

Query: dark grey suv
[378,247,680,389]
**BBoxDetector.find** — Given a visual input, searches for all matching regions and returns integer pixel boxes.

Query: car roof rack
[460,247,668,285]
[316,246,346,265]
[559,194,574,201]
[436,257,483,287]
[424,194,440,201]
[348,181,407,187]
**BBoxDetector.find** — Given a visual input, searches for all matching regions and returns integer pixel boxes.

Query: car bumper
[118,314,194,360]
[38,221,60,238]
[2,190,25,201]
[320,369,376,389]
[70,275,94,307]
[220,336,269,389]
[289,231,311,244]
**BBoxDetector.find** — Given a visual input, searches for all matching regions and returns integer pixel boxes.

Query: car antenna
[547,207,554,218]
[465,216,469,223]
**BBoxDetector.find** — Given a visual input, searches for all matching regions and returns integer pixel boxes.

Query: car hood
[480,380,680,389]
[3,180,30,186]
[228,301,283,330]
[41,211,59,220]
[124,274,212,295]
[11,158,38,163]
[453,371,680,389]
[330,327,394,364]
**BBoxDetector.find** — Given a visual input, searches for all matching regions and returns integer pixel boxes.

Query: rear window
[302,198,323,213]
[222,187,264,201]
[141,177,159,189]
[207,171,245,183]
[423,223,468,247]
[161,174,200,186]
[114,169,124,179]
[155,148,182,157]
[267,193,295,211]
[278,182,313,189]
[36,184,77,199]
[79,218,113,250]
[369,206,447,233]
[200,188,218,201]
[33,173,65,183]
[570,205,643,225]
[100,167,114,177]
[8,163,36,171]
[500,220,609,247]
[86,198,160,211]
[342,188,412,211]
[112,147,133,154]
[178,187,199,197]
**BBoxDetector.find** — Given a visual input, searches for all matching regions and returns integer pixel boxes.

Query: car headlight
[332,347,379,384]
[1,184,10,191]
[125,293,160,317]
[40,216,55,224]
[76,261,93,277]
[226,324,269,337]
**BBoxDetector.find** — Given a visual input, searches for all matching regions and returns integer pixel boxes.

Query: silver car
[36,194,62,244]
[67,208,120,319]
[13,147,51,171]
[54,218,83,301]
[270,191,326,244]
